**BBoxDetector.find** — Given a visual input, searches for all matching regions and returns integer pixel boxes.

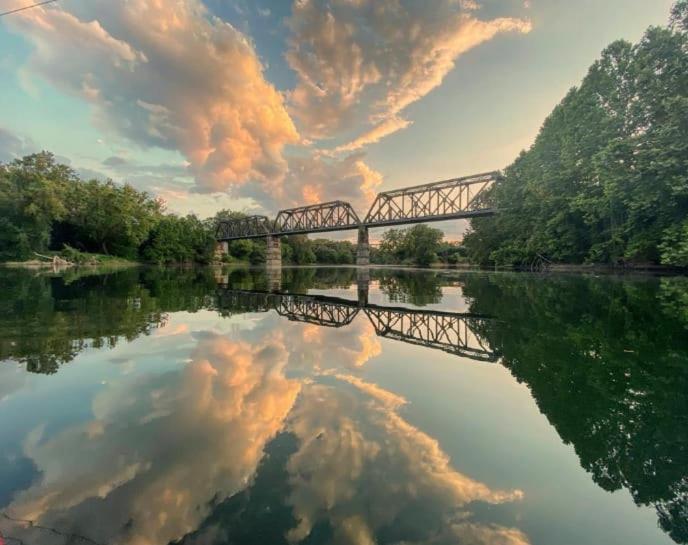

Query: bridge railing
[216,215,272,240]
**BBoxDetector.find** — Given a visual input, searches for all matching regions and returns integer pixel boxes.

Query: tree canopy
[464,4,688,268]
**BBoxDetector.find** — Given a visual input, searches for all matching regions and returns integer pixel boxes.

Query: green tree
[465,4,688,268]
[141,214,215,264]
[0,152,73,259]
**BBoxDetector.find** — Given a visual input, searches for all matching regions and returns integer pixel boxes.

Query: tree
[378,225,444,266]
[141,214,214,264]
[0,152,73,259]
[464,4,688,268]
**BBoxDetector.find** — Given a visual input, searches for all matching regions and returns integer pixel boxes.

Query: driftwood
[33,252,74,268]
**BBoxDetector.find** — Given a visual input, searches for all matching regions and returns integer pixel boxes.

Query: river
[0,266,686,545]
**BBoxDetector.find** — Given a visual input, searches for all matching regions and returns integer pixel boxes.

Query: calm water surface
[1,267,687,545]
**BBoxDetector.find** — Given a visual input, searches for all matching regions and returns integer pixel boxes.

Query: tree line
[0,152,213,264]
[0,152,462,267]
[464,2,688,268]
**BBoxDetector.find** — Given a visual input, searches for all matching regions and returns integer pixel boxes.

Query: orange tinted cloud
[285,379,528,544]
[7,334,300,545]
[6,0,299,193]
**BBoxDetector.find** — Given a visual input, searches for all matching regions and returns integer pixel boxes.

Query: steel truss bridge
[216,171,498,241]
[216,288,497,363]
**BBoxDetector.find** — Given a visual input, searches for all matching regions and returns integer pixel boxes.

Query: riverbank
[2,251,138,270]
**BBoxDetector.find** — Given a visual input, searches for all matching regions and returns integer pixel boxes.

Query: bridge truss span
[216,215,272,241]
[276,295,359,327]
[363,171,498,227]
[214,170,499,243]
[274,200,361,236]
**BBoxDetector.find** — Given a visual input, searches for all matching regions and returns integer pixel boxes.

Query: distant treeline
[465,2,688,268]
[0,152,461,266]
[221,221,465,267]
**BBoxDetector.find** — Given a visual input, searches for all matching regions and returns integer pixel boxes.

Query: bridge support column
[356,268,370,307]
[266,235,282,269]
[214,241,229,261]
[356,227,370,266]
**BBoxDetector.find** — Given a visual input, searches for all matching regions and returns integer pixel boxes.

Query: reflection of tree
[375,270,445,306]
[460,274,688,544]
[0,268,217,374]
[218,267,358,294]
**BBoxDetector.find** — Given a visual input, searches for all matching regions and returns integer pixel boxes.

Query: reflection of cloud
[152,322,190,338]
[0,363,29,402]
[6,334,300,545]
[282,316,382,373]
[287,0,531,146]
[285,379,528,545]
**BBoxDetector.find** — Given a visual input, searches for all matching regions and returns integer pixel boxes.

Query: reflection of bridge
[216,288,497,363]
[215,172,499,267]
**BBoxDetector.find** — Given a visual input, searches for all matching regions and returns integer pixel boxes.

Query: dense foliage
[372,224,465,266]
[0,152,219,264]
[465,3,688,267]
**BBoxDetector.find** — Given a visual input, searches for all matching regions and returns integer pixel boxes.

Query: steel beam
[216,215,272,241]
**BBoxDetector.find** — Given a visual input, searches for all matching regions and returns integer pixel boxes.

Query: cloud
[333,115,413,153]
[285,379,528,544]
[0,126,37,163]
[286,0,531,147]
[5,333,301,545]
[5,0,299,193]
[239,151,383,213]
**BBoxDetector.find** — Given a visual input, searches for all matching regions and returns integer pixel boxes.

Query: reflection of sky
[0,293,672,545]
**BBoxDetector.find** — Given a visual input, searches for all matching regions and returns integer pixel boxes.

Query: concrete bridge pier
[267,267,282,293]
[356,226,370,266]
[215,241,229,260]
[356,268,370,307]
[266,235,282,269]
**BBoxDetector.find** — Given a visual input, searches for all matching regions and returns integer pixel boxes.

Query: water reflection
[0,268,216,374]
[216,288,496,362]
[1,268,687,544]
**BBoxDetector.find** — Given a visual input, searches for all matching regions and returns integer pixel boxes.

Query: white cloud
[0,126,37,162]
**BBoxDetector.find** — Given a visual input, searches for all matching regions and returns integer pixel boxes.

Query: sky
[0,0,676,238]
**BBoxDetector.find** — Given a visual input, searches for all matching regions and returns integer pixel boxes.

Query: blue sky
[0,0,675,227]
